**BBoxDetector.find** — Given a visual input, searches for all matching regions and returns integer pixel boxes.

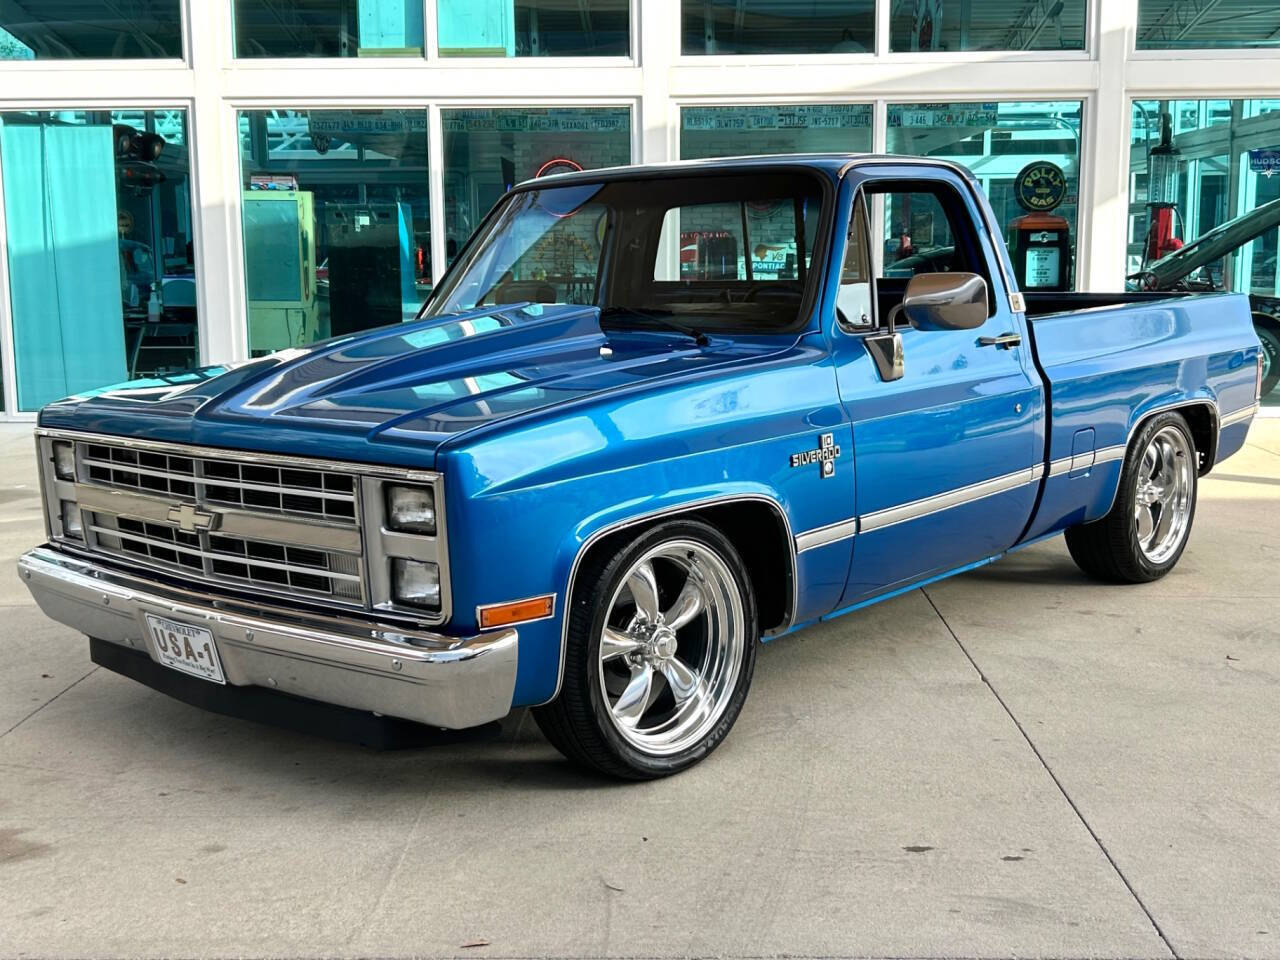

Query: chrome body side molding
[860,467,1035,533]
[795,518,859,553]
[1220,403,1259,428]
[1093,445,1128,466]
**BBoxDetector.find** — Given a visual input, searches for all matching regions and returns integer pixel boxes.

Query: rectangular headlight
[385,484,436,535]
[392,558,441,609]
[60,500,83,540]
[53,441,75,481]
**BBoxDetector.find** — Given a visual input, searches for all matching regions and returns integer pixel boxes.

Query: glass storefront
[234,1,423,57]
[0,109,199,412]
[437,0,629,57]
[233,0,629,58]
[237,109,432,354]
[1128,98,1280,405]
[887,101,1083,290]
[441,107,631,265]
[889,0,1086,52]
[0,3,183,59]
[4,4,1280,419]
[682,1,875,55]
[680,104,874,159]
[1137,1,1280,50]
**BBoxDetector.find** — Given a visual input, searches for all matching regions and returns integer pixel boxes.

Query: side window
[836,196,873,328]
[881,190,963,278]
[864,179,997,322]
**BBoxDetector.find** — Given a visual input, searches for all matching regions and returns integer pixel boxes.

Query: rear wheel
[533,520,757,779]
[1065,412,1198,583]
[1256,315,1280,399]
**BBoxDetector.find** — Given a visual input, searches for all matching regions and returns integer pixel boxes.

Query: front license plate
[145,614,226,684]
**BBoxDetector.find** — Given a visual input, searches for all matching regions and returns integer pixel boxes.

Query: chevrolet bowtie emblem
[167,502,219,533]
[790,433,842,479]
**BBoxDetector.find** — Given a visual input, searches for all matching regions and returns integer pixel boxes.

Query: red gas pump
[1145,112,1185,264]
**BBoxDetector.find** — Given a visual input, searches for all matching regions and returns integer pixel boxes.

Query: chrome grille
[88,512,364,604]
[72,437,368,608]
[82,443,357,524]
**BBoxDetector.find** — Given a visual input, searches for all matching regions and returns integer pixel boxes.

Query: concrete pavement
[1,421,1277,959]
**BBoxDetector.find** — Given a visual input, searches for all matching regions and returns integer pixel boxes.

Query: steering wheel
[741,282,776,302]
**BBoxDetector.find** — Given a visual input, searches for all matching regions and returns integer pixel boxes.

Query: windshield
[426,172,826,332]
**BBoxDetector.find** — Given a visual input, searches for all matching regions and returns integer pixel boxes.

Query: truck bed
[1023,290,1197,318]
[1019,290,1259,542]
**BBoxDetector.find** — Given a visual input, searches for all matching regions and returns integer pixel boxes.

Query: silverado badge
[791,433,841,479]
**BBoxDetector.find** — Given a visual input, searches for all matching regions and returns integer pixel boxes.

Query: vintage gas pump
[1008,161,1073,292]
[1144,111,1184,264]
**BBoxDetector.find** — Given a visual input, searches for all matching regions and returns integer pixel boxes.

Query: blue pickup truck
[20,156,1264,779]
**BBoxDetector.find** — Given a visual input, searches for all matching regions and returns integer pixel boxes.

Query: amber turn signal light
[478,595,555,629]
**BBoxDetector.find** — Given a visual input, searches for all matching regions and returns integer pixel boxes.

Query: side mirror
[901,272,989,332]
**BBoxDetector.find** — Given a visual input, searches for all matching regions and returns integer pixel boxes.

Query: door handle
[978,332,1022,349]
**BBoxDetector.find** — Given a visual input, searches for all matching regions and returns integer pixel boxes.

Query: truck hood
[39,304,792,469]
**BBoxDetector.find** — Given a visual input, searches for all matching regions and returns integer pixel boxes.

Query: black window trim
[835,186,877,334]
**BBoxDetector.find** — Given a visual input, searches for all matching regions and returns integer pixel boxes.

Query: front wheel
[1065,411,1198,583]
[533,520,757,779]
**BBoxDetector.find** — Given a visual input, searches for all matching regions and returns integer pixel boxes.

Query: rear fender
[1094,397,1221,519]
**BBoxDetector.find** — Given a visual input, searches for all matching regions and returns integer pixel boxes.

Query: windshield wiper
[599,306,709,347]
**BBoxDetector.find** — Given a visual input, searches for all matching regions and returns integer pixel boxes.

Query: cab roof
[512,153,974,192]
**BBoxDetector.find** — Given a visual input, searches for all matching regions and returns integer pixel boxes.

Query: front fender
[438,345,854,708]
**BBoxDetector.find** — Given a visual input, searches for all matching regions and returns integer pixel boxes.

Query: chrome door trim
[795,518,858,553]
[545,493,797,706]
[860,466,1035,533]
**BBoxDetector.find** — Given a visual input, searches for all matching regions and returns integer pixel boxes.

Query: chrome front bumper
[18,547,518,730]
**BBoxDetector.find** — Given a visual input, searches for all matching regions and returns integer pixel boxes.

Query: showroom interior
[0,0,1277,417]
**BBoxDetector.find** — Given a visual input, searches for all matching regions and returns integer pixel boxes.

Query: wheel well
[573,499,794,635]
[1137,403,1217,475]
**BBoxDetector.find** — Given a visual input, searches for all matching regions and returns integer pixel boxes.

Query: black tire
[533,519,758,780]
[1065,411,1198,584]
[1256,315,1280,400]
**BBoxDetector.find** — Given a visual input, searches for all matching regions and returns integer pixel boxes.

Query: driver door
[831,167,1044,606]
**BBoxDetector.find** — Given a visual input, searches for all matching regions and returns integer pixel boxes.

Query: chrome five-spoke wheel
[1066,411,1199,583]
[598,541,745,756]
[533,519,758,779]
[1133,425,1194,565]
